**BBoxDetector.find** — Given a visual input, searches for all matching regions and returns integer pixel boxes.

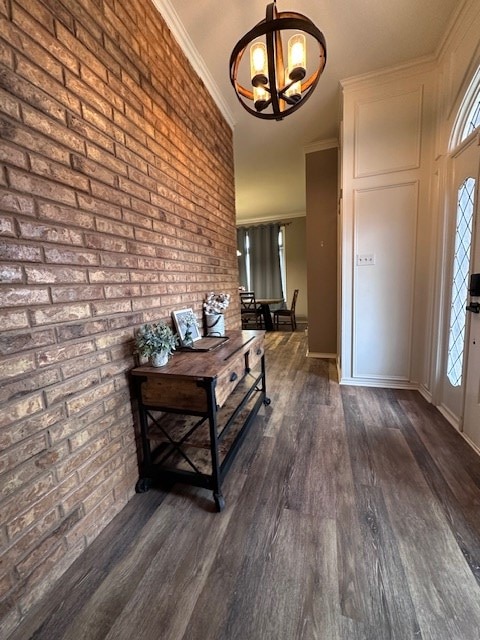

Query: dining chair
[273,289,299,331]
[240,291,263,329]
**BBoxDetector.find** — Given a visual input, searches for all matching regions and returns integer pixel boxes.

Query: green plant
[134,322,178,358]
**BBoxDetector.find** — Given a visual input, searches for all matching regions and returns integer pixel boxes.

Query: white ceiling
[162,0,461,222]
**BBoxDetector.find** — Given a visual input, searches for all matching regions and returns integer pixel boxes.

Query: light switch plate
[356,254,375,266]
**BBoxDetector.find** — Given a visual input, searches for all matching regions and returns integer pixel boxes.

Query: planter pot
[150,351,169,367]
[204,313,225,337]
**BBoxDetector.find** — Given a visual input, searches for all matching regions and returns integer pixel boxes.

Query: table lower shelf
[136,368,270,511]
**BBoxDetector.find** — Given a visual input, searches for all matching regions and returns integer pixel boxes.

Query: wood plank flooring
[8,329,480,640]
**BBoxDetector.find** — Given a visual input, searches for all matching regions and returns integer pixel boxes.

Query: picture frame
[171,308,201,346]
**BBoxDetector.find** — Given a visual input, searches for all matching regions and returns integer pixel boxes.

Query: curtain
[248,223,283,299]
[236,227,248,288]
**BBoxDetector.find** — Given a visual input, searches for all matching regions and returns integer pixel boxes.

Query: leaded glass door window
[446,177,475,386]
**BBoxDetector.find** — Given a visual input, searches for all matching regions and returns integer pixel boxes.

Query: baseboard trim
[340,376,419,390]
[307,351,337,359]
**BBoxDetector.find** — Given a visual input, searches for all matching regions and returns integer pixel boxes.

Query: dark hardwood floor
[9,329,480,640]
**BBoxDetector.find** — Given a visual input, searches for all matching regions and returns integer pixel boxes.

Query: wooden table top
[131,329,264,381]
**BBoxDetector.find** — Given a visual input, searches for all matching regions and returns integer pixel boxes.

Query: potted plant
[134,321,178,367]
[203,292,230,336]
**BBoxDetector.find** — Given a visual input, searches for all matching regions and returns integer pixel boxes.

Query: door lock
[466,302,480,313]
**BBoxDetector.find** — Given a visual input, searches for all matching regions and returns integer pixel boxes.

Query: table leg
[260,304,274,331]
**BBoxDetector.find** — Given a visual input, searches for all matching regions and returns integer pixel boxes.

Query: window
[237,224,284,299]
[446,177,475,386]
[461,93,480,140]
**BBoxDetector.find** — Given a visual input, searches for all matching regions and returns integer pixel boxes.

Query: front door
[463,134,480,448]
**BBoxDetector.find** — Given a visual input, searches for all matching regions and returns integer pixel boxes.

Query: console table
[131,330,269,511]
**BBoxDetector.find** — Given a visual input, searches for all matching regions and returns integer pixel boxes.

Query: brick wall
[0,0,239,633]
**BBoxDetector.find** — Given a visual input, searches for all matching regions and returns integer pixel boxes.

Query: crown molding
[151,0,236,129]
[236,211,305,226]
[304,138,339,154]
[340,54,436,92]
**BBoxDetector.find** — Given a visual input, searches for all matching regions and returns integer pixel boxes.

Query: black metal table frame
[134,354,270,511]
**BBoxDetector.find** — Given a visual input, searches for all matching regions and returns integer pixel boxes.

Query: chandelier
[229,1,327,121]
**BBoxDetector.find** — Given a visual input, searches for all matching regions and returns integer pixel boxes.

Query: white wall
[340,64,437,388]
[339,0,480,405]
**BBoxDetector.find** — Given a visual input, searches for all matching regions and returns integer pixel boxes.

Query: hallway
[9,330,480,640]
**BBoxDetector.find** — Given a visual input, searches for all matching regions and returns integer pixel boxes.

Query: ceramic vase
[150,350,169,367]
[204,313,225,336]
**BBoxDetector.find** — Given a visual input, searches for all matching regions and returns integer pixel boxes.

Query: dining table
[256,297,284,331]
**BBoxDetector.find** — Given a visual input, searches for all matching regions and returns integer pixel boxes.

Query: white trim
[437,403,462,431]
[339,377,419,389]
[304,138,339,154]
[341,56,436,92]
[307,351,337,359]
[462,433,480,456]
[236,211,305,226]
[151,0,236,130]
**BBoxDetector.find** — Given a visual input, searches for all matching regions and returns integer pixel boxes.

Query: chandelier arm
[266,2,281,119]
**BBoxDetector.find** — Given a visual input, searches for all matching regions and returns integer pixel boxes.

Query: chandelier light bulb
[253,84,270,111]
[250,42,268,87]
[288,34,306,81]
[285,78,302,103]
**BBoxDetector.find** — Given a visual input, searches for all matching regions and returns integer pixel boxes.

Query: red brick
[51,284,104,304]
[14,510,81,579]
[55,319,108,342]
[7,168,77,206]
[48,402,104,445]
[95,217,133,238]
[12,0,55,34]
[37,339,96,368]
[0,407,64,450]
[17,538,85,616]
[101,252,139,268]
[66,112,114,153]
[0,188,35,215]
[1,285,50,308]
[90,299,132,317]
[0,263,22,282]
[22,105,85,154]
[1,118,70,166]
[60,350,110,380]
[0,138,28,169]
[0,327,55,356]
[114,141,148,173]
[0,88,21,120]
[0,66,66,122]
[24,265,87,284]
[29,156,89,192]
[31,302,91,326]
[0,368,61,405]
[65,72,113,120]
[0,308,29,330]
[0,433,47,475]
[15,57,81,115]
[18,220,83,246]
[79,65,124,112]
[71,154,117,187]
[44,247,99,266]
[44,369,100,407]
[0,392,43,430]
[86,142,127,176]
[84,233,127,253]
[87,267,129,283]
[81,103,124,144]
[4,19,63,84]
[90,181,130,207]
[0,215,15,237]
[39,202,95,230]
